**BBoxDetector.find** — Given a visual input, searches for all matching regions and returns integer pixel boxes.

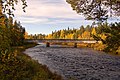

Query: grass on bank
[0,42,63,80]
[51,42,120,55]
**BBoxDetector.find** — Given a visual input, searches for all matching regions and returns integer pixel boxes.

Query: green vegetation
[0,15,62,80]
[0,14,25,53]
[28,22,120,54]
[0,0,27,16]
[0,0,120,79]
[0,1,63,79]
[27,25,94,39]
[65,0,120,54]
[66,0,120,21]
[0,42,63,80]
[0,13,62,80]
[93,22,120,54]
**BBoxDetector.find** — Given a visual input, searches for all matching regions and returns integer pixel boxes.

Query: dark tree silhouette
[66,0,120,21]
[0,0,27,16]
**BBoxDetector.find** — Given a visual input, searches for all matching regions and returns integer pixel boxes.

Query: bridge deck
[26,39,97,43]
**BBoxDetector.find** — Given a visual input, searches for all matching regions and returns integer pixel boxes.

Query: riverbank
[0,42,63,80]
[24,43,120,80]
[50,42,120,55]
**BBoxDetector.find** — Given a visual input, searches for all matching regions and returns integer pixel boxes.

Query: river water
[24,43,120,80]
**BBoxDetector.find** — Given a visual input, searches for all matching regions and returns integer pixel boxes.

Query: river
[24,43,120,80]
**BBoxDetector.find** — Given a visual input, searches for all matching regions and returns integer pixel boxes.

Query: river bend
[24,43,120,80]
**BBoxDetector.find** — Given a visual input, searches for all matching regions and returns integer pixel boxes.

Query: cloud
[13,0,120,35]
[14,0,83,19]
[14,0,117,34]
[15,16,92,26]
[19,17,49,24]
[14,0,119,25]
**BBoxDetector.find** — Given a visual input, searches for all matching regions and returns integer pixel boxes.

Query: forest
[27,22,120,54]
[0,0,120,79]
[0,0,62,80]
[28,24,104,40]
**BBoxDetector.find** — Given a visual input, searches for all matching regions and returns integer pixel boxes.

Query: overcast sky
[14,0,119,35]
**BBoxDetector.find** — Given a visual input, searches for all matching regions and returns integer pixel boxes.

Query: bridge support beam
[46,42,50,47]
[74,43,77,48]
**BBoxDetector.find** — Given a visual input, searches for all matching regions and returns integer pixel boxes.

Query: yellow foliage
[24,32,29,39]
[100,34,107,40]
[116,46,120,54]
[91,28,97,35]
[46,34,53,39]
[0,15,7,28]
[60,30,65,39]
[93,43,106,51]
[82,31,91,39]
[65,34,74,39]
[78,35,82,39]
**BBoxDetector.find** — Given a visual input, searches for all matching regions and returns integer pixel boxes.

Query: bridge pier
[74,43,77,48]
[46,42,50,47]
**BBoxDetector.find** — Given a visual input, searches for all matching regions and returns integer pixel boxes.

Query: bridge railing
[25,39,98,47]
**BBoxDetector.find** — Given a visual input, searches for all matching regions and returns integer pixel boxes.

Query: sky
[14,0,120,35]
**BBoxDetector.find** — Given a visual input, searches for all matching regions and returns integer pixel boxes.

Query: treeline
[27,22,120,54]
[95,22,120,53]
[28,33,46,39]
[0,13,26,78]
[27,25,97,39]
[0,14,25,50]
[0,11,62,80]
[27,24,104,40]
